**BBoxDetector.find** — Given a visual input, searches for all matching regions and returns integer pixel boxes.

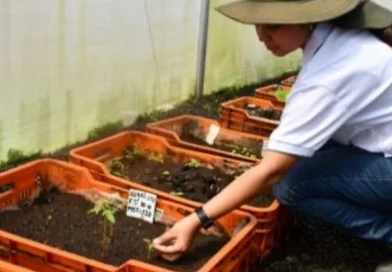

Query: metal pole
[196,0,210,99]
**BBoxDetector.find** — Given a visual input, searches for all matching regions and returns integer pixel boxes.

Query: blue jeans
[273,141,392,243]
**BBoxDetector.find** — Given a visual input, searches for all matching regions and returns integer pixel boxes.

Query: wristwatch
[195,207,214,229]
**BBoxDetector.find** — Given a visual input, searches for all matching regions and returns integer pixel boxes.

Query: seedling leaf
[274,89,289,102]
[103,210,116,224]
[170,191,185,196]
[185,158,200,168]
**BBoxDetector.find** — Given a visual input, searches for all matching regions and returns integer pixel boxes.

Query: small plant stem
[101,219,107,258]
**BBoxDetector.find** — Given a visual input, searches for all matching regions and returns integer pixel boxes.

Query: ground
[257,217,391,272]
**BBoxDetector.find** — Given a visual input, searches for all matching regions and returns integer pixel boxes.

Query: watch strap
[195,207,214,229]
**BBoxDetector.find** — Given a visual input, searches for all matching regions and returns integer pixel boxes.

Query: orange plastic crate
[280,75,297,87]
[255,85,291,108]
[69,131,285,260]
[219,97,282,134]
[0,159,257,272]
[146,115,267,163]
[0,259,36,272]
[69,130,252,183]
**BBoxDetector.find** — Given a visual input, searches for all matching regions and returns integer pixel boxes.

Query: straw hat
[333,0,392,29]
[216,0,362,25]
[216,0,392,29]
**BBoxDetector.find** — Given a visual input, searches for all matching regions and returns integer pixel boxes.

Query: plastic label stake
[127,189,157,223]
[206,124,220,145]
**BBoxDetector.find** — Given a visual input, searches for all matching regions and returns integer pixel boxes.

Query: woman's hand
[153,213,200,262]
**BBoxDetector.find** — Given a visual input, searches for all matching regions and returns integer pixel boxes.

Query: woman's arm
[153,150,299,261]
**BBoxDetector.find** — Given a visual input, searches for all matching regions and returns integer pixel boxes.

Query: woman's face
[255,24,312,56]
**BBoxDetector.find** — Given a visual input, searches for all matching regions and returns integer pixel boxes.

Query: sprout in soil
[108,159,124,172]
[143,238,154,259]
[88,199,117,258]
[185,158,200,168]
[170,191,185,196]
[132,146,145,156]
[274,89,290,102]
[124,146,145,159]
[124,148,134,159]
[149,153,164,164]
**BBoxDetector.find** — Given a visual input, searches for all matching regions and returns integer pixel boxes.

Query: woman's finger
[153,230,175,246]
[153,240,187,254]
[160,253,182,262]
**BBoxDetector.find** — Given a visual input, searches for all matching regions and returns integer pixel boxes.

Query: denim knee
[273,178,300,207]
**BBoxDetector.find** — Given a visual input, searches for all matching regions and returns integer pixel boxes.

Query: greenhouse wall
[0,0,301,160]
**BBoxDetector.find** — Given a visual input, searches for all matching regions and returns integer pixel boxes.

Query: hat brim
[333,0,392,29]
[216,0,361,25]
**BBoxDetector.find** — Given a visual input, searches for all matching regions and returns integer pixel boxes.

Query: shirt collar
[302,23,334,66]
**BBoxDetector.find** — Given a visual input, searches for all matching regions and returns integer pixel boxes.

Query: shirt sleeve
[268,85,349,157]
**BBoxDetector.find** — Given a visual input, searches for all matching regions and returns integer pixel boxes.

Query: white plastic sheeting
[0,0,301,160]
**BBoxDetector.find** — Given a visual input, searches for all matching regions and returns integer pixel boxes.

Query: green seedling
[124,148,135,159]
[274,89,290,102]
[107,159,124,172]
[185,158,200,168]
[132,146,145,157]
[149,154,164,164]
[88,199,117,258]
[143,238,154,259]
[170,191,185,196]
[230,146,255,158]
[124,146,145,159]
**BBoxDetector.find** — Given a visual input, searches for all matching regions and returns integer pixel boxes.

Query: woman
[154,0,392,270]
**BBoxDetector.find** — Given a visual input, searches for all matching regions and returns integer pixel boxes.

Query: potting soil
[0,189,228,271]
[245,104,282,121]
[181,132,262,159]
[108,149,274,207]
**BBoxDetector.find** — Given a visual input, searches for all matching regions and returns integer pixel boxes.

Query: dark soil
[180,120,262,159]
[245,104,282,121]
[107,147,273,207]
[181,133,260,159]
[0,189,228,271]
[256,217,392,272]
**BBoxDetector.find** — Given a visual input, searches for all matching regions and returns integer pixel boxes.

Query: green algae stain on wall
[0,120,4,157]
[36,94,51,150]
[65,89,74,145]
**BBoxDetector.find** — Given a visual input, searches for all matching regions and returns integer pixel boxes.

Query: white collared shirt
[268,23,392,157]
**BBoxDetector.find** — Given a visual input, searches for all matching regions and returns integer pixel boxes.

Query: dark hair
[371,26,392,46]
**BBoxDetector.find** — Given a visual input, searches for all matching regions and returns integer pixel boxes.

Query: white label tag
[126,189,157,223]
[206,124,220,145]
[154,208,164,223]
[261,140,269,157]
